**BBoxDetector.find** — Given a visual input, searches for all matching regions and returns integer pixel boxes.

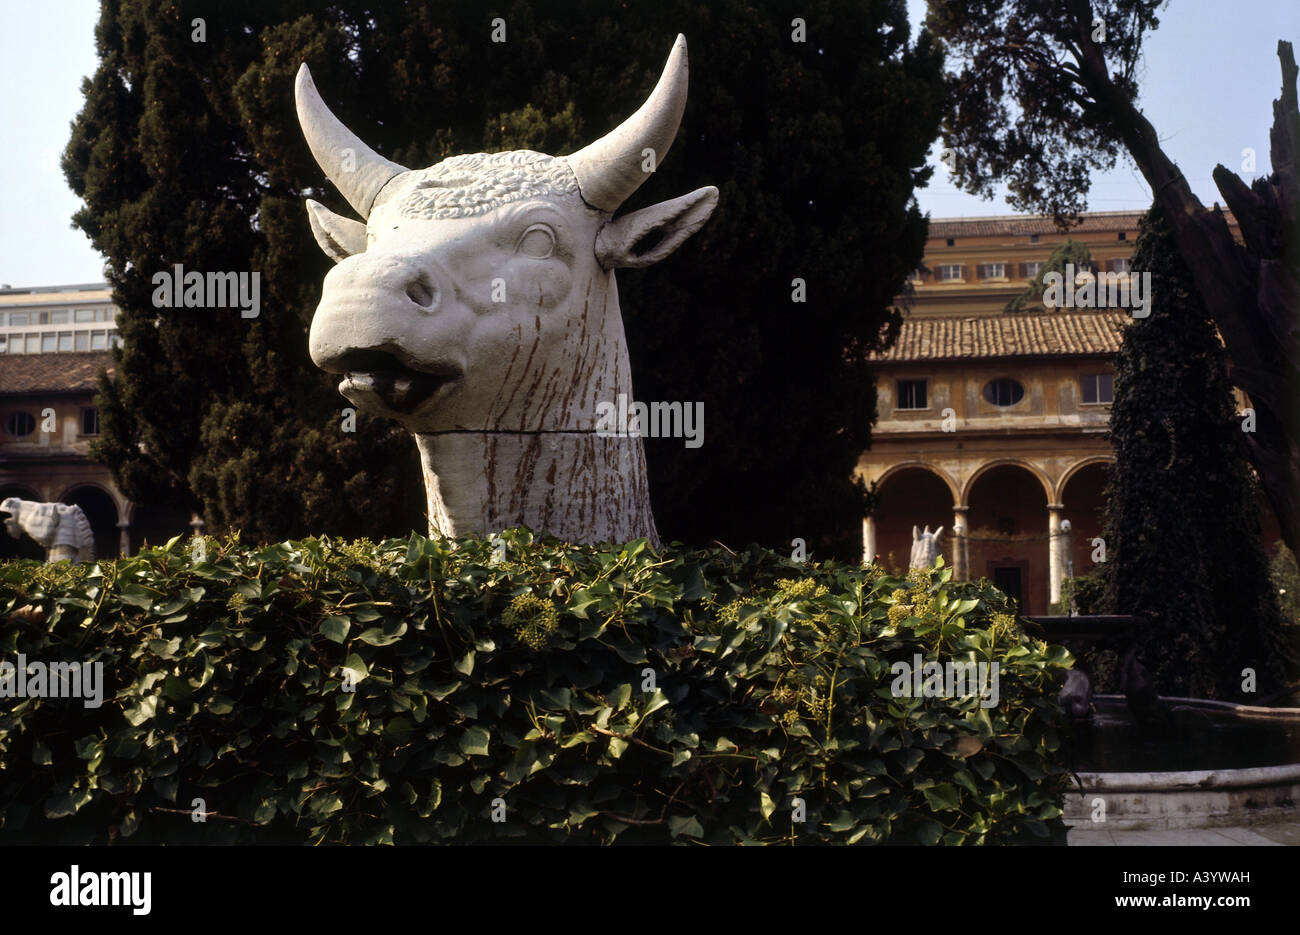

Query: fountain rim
[1073,694,1300,791]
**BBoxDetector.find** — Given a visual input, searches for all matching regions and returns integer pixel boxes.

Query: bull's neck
[414,431,658,545]
[413,272,658,545]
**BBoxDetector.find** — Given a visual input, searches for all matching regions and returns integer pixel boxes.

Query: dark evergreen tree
[1104,207,1296,698]
[64,0,944,554]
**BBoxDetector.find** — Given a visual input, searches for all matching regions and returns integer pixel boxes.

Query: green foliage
[1103,207,1297,697]
[0,533,1070,845]
[926,0,1165,220]
[1270,543,1300,630]
[63,0,946,555]
[1051,568,1111,616]
[1004,240,1093,314]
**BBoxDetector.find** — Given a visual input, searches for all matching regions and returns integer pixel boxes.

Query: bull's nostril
[405,274,437,309]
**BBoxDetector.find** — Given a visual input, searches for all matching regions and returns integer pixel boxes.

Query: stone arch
[1055,455,1115,504]
[961,458,1053,507]
[872,461,961,506]
[60,484,121,559]
[57,481,129,523]
[1058,459,1112,585]
[868,464,956,573]
[964,462,1051,615]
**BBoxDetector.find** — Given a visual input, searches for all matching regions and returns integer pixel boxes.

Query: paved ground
[1068,820,1300,845]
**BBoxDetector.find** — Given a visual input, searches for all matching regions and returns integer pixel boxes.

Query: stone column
[862,514,877,566]
[952,506,969,580]
[117,520,131,557]
[1047,504,1064,609]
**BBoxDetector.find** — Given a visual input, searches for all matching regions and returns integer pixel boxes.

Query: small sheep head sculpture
[296,35,717,545]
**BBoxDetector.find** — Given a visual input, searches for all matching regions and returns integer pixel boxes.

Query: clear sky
[0,1,1298,287]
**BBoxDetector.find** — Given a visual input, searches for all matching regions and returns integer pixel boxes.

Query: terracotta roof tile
[0,352,113,394]
[873,312,1127,362]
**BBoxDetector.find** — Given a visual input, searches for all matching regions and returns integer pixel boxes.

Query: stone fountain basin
[1063,695,1300,830]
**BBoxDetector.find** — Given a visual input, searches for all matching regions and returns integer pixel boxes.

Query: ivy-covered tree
[63,0,944,554]
[1003,239,1092,313]
[926,1,1300,561]
[1104,207,1296,698]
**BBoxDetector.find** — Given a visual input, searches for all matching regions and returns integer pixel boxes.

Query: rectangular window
[8,312,28,326]
[58,333,73,352]
[81,407,100,436]
[908,269,924,283]
[91,331,107,350]
[978,263,1006,279]
[1081,373,1114,404]
[109,331,123,348]
[41,333,57,353]
[74,331,89,351]
[24,334,39,353]
[1022,261,1044,279]
[896,379,928,410]
[1107,258,1132,273]
[51,310,69,324]
[74,308,95,323]
[936,264,964,281]
[37,311,50,325]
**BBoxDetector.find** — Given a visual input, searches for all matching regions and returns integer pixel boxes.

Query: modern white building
[0,282,121,355]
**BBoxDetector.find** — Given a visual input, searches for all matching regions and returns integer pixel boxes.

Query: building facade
[858,212,1145,614]
[0,283,187,559]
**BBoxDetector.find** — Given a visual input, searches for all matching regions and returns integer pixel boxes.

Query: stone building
[0,283,188,559]
[855,210,1254,614]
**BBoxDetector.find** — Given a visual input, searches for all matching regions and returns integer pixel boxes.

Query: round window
[983,378,1025,407]
[6,412,36,437]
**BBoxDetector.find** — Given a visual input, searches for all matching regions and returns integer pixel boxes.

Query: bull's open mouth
[336,350,461,414]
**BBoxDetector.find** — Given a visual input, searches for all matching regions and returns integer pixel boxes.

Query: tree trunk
[1070,26,1300,556]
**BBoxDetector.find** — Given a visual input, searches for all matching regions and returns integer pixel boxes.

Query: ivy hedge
[0,531,1072,844]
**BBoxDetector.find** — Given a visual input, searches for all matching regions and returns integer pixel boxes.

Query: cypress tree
[63,0,944,553]
[1104,206,1296,698]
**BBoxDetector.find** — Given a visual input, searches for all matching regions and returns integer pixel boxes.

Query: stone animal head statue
[0,497,95,564]
[296,35,717,545]
[908,524,943,570]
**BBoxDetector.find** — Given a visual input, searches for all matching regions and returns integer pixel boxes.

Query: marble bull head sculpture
[297,35,717,545]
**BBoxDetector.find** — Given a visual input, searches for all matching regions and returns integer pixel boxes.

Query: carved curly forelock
[397,151,581,220]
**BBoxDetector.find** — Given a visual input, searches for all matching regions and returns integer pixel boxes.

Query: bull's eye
[516,224,556,259]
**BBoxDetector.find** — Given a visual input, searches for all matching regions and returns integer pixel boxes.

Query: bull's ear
[306,199,367,262]
[595,186,718,270]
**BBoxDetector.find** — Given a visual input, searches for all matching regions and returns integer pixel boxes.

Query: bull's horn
[567,34,691,213]
[295,63,407,218]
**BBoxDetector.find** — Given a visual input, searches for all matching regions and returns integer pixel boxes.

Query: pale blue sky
[0,1,1297,286]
